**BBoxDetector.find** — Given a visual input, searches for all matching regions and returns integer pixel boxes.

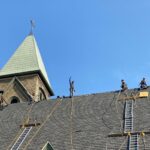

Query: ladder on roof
[124,100,139,150]
[129,134,139,150]
[10,127,32,150]
[124,100,133,132]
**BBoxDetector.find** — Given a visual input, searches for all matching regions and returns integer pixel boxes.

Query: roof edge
[0,71,54,96]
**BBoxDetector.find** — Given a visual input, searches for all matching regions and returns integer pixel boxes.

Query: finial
[29,20,35,35]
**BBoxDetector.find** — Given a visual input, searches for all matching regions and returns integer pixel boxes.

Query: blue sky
[0,0,150,97]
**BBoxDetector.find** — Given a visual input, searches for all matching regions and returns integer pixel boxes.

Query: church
[0,30,150,150]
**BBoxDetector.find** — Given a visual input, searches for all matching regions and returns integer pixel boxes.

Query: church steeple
[0,33,54,104]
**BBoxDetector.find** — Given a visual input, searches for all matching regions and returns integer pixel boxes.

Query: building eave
[0,71,54,96]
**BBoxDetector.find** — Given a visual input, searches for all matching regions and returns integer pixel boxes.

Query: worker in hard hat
[121,79,128,91]
[140,78,147,89]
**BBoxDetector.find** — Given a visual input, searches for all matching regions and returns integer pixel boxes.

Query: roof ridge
[30,34,40,71]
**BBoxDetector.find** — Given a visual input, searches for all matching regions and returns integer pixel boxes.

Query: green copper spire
[0,34,54,95]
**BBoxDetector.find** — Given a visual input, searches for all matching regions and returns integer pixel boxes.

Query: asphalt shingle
[0,88,150,149]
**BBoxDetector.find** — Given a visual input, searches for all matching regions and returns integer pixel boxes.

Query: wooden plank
[118,95,148,101]
[118,96,139,101]
[118,91,149,101]
[108,131,150,137]
[139,92,149,97]
[20,123,41,128]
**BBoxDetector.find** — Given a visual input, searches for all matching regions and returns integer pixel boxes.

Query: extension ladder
[124,100,133,132]
[129,134,139,150]
[124,100,139,150]
[11,127,32,150]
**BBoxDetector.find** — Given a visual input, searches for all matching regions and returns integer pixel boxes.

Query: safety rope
[22,102,35,125]
[118,134,129,150]
[23,99,62,150]
[6,102,35,150]
[1,96,8,105]
[3,77,15,96]
[136,133,141,149]
[102,91,121,130]
[115,91,123,132]
[140,132,146,150]
[70,97,74,150]
[142,136,146,150]
[104,91,126,149]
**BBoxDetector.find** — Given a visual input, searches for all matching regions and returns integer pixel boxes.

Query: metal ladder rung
[124,101,133,133]
[129,134,139,150]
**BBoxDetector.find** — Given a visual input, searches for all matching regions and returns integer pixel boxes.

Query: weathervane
[30,20,35,35]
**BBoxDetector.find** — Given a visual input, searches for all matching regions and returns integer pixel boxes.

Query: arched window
[10,96,20,104]
[39,88,46,101]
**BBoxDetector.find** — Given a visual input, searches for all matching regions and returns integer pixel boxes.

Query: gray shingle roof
[0,88,150,150]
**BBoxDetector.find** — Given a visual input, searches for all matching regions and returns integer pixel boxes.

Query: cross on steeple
[30,20,35,35]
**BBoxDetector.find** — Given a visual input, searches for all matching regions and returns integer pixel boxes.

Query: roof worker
[140,77,147,90]
[69,77,75,98]
[121,79,128,92]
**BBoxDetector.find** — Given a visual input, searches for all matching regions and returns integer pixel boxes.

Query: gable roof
[1,88,150,149]
[0,34,54,95]
[14,77,33,100]
[42,142,54,150]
